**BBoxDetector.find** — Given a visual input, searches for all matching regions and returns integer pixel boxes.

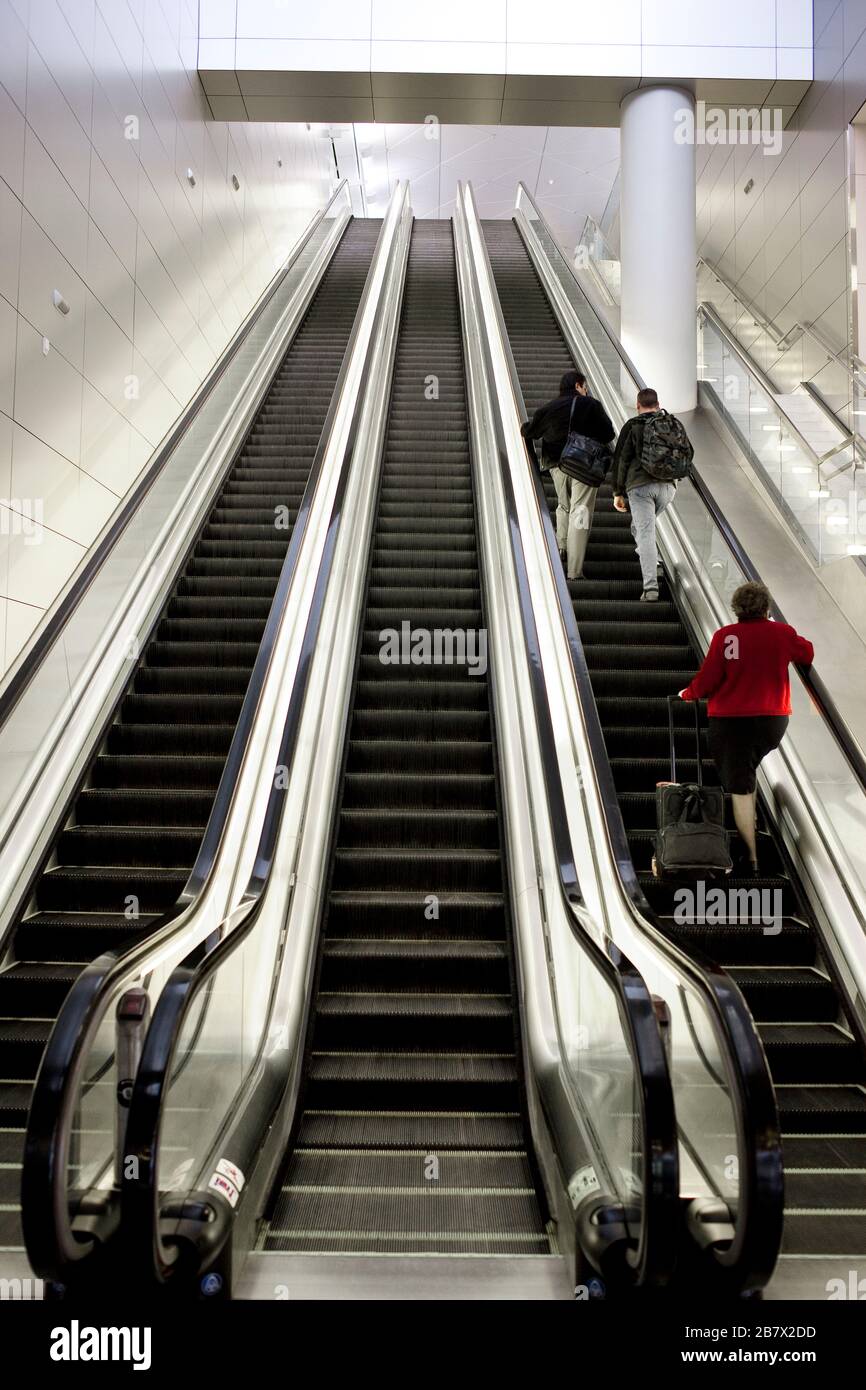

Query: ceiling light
[791,466,813,474]
[762,424,781,432]
[846,544,866,554]
[809,489,830,498]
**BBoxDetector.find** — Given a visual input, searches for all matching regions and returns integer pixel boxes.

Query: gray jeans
[628,481,676,590]
[550,468,596,578]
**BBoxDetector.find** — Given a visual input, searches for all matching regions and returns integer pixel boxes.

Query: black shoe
[559,549,567,565]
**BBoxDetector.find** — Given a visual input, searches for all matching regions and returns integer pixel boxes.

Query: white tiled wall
[199,0,813,83]
[696,0,866,414]
[0,0,332,677]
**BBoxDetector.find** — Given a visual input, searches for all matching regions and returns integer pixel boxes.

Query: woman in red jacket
[679,581,814,872]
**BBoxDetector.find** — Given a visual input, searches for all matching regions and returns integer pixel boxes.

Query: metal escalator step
[296,1110,526,1150]
[276,220,548,1255]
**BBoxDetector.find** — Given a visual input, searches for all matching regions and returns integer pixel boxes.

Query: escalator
[262,220,551,1255]
[0,218,381,1251]
[482,219,866,1274]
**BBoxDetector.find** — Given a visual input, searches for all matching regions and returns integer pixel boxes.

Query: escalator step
[276,222,548,1255]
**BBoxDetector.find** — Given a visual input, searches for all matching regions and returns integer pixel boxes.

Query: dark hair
[637,387,659,409]
[560,369,587,394]
[731,581,771,621]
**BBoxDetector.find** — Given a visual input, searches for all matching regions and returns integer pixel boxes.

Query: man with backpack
[521,369,615,580]
[612,387,694,601]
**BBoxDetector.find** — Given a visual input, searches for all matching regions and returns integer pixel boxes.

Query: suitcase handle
[668,695,702,787]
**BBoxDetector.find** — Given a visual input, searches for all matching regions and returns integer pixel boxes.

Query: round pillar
[619,86,697,413]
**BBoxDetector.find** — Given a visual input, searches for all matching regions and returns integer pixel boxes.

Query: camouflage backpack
[639,409,694,482]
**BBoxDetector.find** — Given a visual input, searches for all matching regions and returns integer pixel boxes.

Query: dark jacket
[613,412,671,495]
[522,391,615,468]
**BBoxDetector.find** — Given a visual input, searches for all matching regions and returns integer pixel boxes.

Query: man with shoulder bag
[521,369,615,579]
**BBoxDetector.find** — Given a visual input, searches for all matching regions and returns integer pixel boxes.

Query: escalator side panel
[0,220,382,1251]
[481,217,866,1267]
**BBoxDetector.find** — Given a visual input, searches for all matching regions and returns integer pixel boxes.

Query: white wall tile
[22,124,89,275]
[777,0,814,49]
[57,0,97,65]
[82,288,134,417]
[0,0,332,671]
[27,0,94,133]
[0,177,22,307]
[239,0,372,42]
[0,79,26,195]
[507,0,639,46]
[17,210,87,369]
[198,37,235,74]
[199,0,237,40]
[4,519,83,609]
[5,595,42,665]
[642,45,776,80]
[10,421,114,543]
[14,317,83,462]
[778,49,813,79]
[86,219,136,338]
[505,42,641,79]
[0,0,29,111]
[25,41,92,203]
[0,407,12,497]
[371,0,504,44]
[0,295,17,417]
[235,38,371,72]
[642,0,776,48]
[89,151,137,274]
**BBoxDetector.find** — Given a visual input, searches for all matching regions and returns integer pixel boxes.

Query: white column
[619,86,697,414]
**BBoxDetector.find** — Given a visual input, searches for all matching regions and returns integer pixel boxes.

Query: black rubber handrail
[0,183,350,732]
[516,180,866,792]
[457,186,678,1289]
[488,188,784,1290]
[119,187,412,1288]
[21,198,387,1284]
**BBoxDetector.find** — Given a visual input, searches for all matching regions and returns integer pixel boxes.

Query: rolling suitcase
[652,697,732,879]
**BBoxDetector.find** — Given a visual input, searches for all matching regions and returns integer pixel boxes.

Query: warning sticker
[208,1171,240,1208]
[216,1157,245,1192]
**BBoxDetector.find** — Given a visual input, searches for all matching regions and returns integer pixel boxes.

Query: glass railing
[698,307,864,564]
[576,214,621,306]
[512,180,866,1270]
[512,181,785,1288]
[527,195,866,568]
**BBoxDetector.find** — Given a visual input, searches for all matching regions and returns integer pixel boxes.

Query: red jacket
[681,619,814,717]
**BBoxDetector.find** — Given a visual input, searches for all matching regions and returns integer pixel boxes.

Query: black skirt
[708,715,789,794]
